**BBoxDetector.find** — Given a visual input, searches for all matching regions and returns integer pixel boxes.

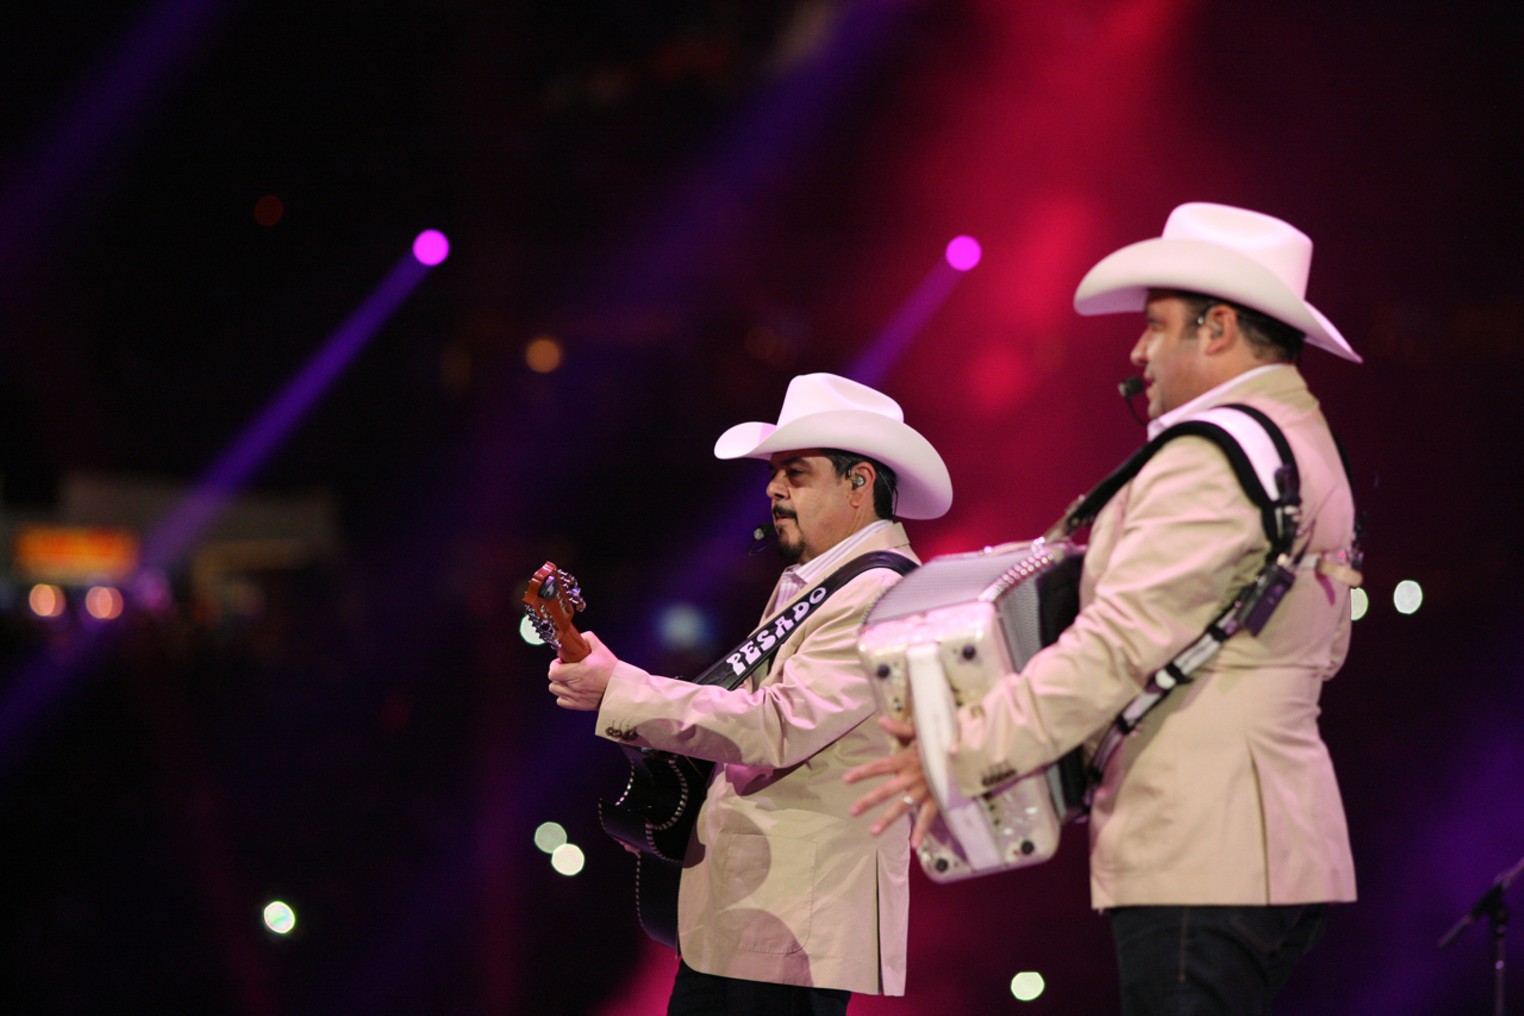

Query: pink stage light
[945,235,982,271]
[412,229,450,266]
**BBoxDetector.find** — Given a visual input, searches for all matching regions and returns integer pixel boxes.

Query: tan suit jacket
[596,523,916,994]
[949,366,1357,908]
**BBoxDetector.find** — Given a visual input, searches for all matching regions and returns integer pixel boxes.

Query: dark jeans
[1109,903,1329,1016]
[667,960,851,1016]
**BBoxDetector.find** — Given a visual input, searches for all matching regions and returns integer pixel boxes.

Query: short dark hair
[822,449,898,520]
[1177,290,1304,363]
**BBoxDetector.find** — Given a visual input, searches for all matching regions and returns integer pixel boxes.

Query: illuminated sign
[13,526,140,582]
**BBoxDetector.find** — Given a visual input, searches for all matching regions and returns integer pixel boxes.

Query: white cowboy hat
[714,373,953,519]
[1073,202,1361,363]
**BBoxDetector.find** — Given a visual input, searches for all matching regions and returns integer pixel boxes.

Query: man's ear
[1202,303,1236,354]
[848,462,876,502]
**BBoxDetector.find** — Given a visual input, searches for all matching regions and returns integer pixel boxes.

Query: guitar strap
[690,550,918,691]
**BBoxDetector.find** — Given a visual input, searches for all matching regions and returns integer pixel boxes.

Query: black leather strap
[691,550,917,690]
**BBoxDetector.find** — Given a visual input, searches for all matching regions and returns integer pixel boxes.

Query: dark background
[3,1,1521,1013]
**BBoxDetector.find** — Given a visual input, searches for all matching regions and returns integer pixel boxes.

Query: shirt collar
[775,519,894,602]
[1146,363,1287,439]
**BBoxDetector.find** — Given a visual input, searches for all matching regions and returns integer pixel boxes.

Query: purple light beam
[0,232,447,779]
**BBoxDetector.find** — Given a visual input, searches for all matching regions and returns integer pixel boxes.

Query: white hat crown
[774,372,905,427]
[1073,202,1360,363]
[1163,203,1311,297]
[713,373,952,520]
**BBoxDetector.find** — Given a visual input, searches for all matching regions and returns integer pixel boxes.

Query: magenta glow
[945,235,982,272]
[412,229,450,266]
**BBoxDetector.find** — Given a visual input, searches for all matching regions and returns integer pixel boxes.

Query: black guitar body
[600,746,713,861]
[630,854,682,949]
[597,747,714,948]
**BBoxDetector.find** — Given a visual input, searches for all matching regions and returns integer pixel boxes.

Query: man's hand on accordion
[844,715,939,846]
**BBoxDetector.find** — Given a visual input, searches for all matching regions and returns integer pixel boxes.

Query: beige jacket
[949,366,1357,908]
[595,523,917,994]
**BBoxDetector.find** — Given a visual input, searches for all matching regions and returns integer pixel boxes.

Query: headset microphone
[1118,375,1148,427]
[749,522,777,555]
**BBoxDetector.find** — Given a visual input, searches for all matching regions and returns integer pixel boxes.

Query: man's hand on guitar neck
[548,631,618,711]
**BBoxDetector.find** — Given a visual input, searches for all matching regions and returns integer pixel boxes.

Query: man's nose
[1129,333,1148,368]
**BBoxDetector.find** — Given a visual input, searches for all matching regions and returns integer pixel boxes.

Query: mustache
[772,507,797,521]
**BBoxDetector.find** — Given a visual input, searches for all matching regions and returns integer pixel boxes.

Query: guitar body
[525,561,708,948]
[631,853,683,949]
[599,747,714,863]
[598,748,715,948]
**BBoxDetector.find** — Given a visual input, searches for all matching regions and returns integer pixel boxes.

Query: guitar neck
[557,626,591,663]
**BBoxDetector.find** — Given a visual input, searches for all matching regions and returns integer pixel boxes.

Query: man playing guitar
[547,372,952,1015]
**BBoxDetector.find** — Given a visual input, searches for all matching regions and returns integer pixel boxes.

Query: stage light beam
[137,233,446,574]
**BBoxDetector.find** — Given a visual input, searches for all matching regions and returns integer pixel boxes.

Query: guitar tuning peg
[558,570,587,612]
[523,606,561,649]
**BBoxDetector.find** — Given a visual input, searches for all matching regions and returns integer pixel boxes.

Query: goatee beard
[775,533,804,564]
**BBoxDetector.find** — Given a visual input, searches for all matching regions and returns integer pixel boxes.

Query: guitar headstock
[523,561,591,662]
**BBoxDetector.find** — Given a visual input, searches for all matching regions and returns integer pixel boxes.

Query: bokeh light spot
[1350,587,1369,621]
[945,234,982,271]
[655,602,712,653]
[525,335,564,374]
[263,900,296,935]
[520,614,546,646]
[131,569,173,616]
[412,229,450,266]
[1011,970,1046,1001]
[28,583,65,618]
[254,195,285,227]
[1393,579,1424,615]
[551,843,586,876]
[534,821,569,854]
[743,325,793,367]
[85,585,124,620]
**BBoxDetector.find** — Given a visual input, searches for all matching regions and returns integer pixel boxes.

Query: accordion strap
[1060,404,1298,541]
[1077,405,1305,808]
[691,550,917,691]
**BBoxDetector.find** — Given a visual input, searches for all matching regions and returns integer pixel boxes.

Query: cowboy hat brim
[1073,237,1361,363]
[714,410,952,520]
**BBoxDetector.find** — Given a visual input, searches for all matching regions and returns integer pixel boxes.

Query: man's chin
[775,536,805,564]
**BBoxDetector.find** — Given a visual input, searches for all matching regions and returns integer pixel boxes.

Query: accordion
[858,538,1089,882]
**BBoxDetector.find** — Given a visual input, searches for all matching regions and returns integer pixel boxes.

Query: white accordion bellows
[858,538,1086,882]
